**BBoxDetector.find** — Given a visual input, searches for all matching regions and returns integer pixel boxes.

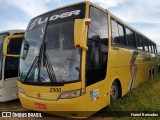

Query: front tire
[110,81,119,101]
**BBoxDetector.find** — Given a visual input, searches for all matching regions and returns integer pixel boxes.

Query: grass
[98,74,160,120]
[107,75,160,111]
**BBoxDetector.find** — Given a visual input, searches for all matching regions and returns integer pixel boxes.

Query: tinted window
[154,44,157,53]
[86,40,100,69]
[151,42,155,53]
[86,6,108,86]
[88,7,108,43]
[46,23,60,49]
[118,24,126,45]
[46,21,75,49]
[126,28,136,47]
[136,34,143,50]
[148,41,152,52]
[46,3,86,50]
[5,38,23,79]
[111,20,126,45]
[143,38,148,51]
[111,20,119,44]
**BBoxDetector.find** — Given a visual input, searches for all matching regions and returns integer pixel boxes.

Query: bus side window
[111,19,119,44]
[148,40,151,52]
[126,28,136,48]
[111,19,126,46]
[142,38,149,51]
[86,6,108,86]
[136,34,143,50]
[155,44,157,53]
[151,43,154,53]
[117,24,126,45]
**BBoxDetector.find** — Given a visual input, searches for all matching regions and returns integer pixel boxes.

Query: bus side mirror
[21,40,29,59]
[74,18,91,51]
[3,34,24,57]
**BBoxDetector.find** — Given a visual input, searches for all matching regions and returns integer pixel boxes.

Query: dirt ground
[0,99,114,120]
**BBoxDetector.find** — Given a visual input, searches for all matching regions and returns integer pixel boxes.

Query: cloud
[0,19,27,31]
[109,0,160,24]
[139,24,160,45]
[0,0,61,17]
[90,0,127,8]
[0,0,63,31]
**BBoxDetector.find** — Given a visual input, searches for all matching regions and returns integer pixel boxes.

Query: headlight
[59,88,85,99]
[18,87,25,94]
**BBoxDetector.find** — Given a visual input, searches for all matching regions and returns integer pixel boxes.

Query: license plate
[35,103,46,109]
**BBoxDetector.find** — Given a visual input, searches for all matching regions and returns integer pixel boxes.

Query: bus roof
[29,1,87,21]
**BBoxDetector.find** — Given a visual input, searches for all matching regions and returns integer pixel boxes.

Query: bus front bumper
[19,92,87,118]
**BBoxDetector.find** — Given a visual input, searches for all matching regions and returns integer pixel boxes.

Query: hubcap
[110,82,118,100]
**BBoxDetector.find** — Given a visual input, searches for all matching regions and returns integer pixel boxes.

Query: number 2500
[50,88,61,92]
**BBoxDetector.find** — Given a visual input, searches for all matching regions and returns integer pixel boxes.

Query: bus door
[3,35,23,101]
[85,6,108,112]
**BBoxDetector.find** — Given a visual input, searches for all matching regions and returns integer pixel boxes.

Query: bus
[14,1,157,117]
[0,30,24,102]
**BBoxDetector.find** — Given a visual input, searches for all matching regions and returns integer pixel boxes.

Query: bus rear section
[0,30,24,102]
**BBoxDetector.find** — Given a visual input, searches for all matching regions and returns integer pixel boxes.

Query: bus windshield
[0,33,9,79]
[19,4,85,84]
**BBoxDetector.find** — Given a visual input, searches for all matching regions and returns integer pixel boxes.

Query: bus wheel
[110,81,119,101]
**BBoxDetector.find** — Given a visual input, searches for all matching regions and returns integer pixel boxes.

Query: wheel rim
[110,82,118,101]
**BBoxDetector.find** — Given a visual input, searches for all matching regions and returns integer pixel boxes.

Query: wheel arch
[110,78,122,99]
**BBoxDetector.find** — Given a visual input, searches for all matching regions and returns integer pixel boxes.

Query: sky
[0,0,160,45]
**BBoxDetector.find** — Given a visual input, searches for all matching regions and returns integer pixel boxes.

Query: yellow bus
[13,1,157,117]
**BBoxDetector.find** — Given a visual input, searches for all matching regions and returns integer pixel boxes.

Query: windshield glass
[0,33,9,80]
[19,13,50,81]
[19,4,85,84]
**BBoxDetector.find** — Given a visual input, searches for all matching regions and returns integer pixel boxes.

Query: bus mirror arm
[74,18,91,51]
[3,34,24,57]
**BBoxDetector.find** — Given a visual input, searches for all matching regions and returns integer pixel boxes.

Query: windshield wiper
[41,42,57,83]
[24,44,57,83]
[43,53,57,83]
[24,56,39,82]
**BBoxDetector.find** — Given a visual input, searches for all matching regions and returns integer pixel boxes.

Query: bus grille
[25,91,60,101]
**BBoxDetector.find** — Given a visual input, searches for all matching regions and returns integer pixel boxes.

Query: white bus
[0,30,24,102]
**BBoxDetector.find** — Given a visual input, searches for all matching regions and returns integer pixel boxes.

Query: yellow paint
[3,34,24,57]
[74,18,91,51]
